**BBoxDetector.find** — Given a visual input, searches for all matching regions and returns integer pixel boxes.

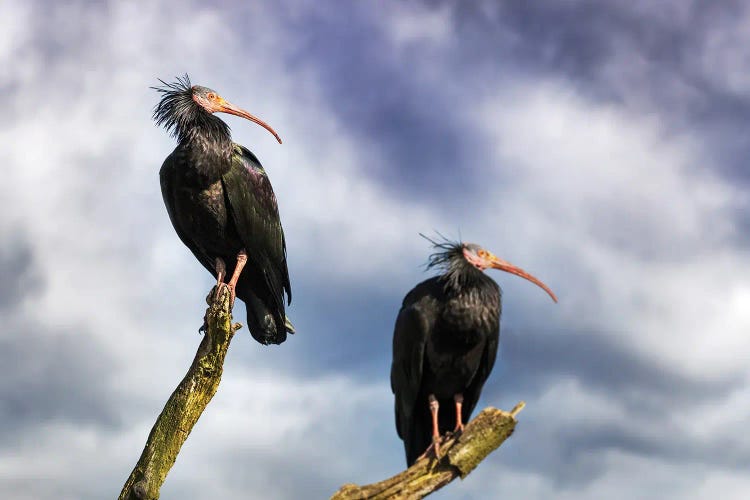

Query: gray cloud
[424,1,750,188]
[0,236,43,310]
[0,324,122,443]
[499,328,740,409]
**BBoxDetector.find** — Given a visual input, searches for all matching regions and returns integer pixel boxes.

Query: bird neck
[437,265,501,341]
[441,258,495,297]
[179,115,234,178]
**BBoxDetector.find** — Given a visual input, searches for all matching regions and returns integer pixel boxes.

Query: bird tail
[235,282,293,345]
[284,316,296,334]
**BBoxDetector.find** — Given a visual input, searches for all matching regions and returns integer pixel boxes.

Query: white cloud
[472,81,750,379]
[380,2,454,48]
[0,1,32,82]
[688,469,750,500]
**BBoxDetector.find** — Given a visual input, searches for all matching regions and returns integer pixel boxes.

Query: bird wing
[159,151,215,274]
[390,277,442,444]
[221,144,292,310]
[391,301,430,441]
[462,311,501,422]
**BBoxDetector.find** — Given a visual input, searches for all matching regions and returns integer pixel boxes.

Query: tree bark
[331,402,525,500]
[119,286,238,500]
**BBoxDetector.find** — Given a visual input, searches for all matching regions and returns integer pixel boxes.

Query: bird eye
[207,93,216,100]
[478,250,486,257]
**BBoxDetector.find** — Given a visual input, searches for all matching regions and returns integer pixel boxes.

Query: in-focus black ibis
[153,75,293,345]
[391,236,557,465]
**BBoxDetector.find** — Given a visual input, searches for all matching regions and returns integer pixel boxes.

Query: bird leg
[226,249,248,307]
[417,394,442,461]
[207,257,229,302]
[215,257,226,285]
[201,258,229,333]
[453,393,465,434]
[430,394,442,457]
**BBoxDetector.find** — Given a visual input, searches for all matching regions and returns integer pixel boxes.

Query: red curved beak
[216,98,283,144]
[488,253,558,303]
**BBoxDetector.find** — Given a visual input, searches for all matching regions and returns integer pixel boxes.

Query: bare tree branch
[331,402,525,500]
[119,286,238,500]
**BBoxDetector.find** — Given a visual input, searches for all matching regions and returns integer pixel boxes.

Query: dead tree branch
[331,402,525,500]
[119,286,238,500]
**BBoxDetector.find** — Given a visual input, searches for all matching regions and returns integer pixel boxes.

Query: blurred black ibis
[391,236,557,465]
[153,75,293,345]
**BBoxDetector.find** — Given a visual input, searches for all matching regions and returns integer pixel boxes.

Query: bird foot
[206,282,233,305]
[200,283,237,332]
[206,285,218,305]
[445,427,464,443]
[417,436,444,462]
[199,284,237,331]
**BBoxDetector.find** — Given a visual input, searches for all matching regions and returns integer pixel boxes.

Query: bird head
[424,234,558,303]
[190,85,282,144]
[461,243,557,302]
[152,75,282,144]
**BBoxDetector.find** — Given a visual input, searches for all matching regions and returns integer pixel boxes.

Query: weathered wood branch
[331,402,525,500]
[119,286,238,500]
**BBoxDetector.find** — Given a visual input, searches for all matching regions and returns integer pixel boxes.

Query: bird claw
[417,436,444,462]
[200,282,234,332]
[206,285,219,304]
[206,282,231,304]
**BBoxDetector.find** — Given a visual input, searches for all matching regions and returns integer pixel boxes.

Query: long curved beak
[488,254,558,303]
[216,99,283,144]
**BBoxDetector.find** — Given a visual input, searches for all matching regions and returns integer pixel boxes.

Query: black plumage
[153,75,293,345]
[391,237,557,465]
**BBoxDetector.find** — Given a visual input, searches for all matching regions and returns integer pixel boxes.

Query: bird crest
[421,232,464,272]
[151,74,194,138]
[152,74,231,145]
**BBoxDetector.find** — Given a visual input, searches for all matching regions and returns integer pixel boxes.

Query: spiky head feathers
[152,74,229,142]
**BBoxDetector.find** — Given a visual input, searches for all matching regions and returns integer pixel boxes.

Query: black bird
[391,236,557,465]
[153,75,293,345]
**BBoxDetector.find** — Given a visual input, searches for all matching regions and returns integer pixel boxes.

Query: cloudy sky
[2,1,750,499]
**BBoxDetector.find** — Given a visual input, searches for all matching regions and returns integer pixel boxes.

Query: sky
[1,1,749,499]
